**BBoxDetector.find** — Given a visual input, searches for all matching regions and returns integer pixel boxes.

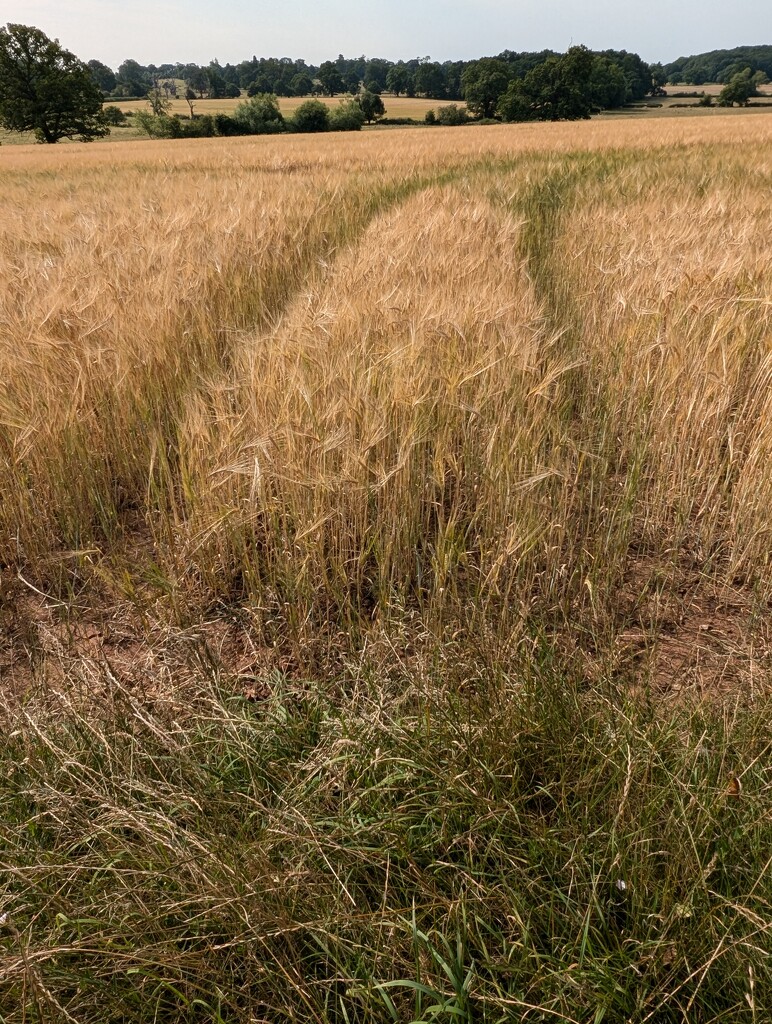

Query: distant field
[3,87,772,145]
[112,92,465,120]
[2,116,772,1023]
[664,82,770,96]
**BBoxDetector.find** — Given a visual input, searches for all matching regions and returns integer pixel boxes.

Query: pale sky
[5,0,771,69]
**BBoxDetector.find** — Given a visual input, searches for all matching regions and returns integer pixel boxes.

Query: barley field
[1,117,771,1023]
[112,93,461,120]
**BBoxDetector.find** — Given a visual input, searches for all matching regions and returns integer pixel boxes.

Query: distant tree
[182,64,207,98]
[116,59,150,97]
[666,46,772,86]
[717,61,752,84]
[498,46,595,122]
[206,62,227,98]
[589,56,628,110]
[461,58,511,117]
[87,58,116,94]
[146,80,171,116]
[224,83,241,98]
[649,61,668,95]
[247,75,273,96]
[292,98,330,132]
[718,69,756,107]
[344,70,361,94]
[443,60,465,100]
[357,89,385,123]
[601,50,652,101]
[185,87,196,117]
[386,64,409,95]
[0,23,109,142]
[752,70,769,91]
[364,58,391,91]
[233,93,285,133]
[290,72,313,96]
[415,60,446,99]
[318,61,345,96]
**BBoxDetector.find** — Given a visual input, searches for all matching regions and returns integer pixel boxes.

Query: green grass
[2,657,769,1023]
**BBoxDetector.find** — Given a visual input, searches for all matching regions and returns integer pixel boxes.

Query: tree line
[1,22,770,145]
[86,48,657,107]
[663,46,772,86]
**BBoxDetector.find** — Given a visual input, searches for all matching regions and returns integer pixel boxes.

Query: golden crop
[2,114,772,691]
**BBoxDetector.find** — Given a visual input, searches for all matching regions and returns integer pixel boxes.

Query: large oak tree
[0,23,108,142]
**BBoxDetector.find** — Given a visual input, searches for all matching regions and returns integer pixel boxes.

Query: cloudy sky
[5,0,771,68]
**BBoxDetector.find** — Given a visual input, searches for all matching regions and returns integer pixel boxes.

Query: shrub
[233,93,286,134]
[213,112,241,136]
[329,99,366,131]
[291,99,330,133]
[436,103,468,126]
[184,114,215,137]
[424,109,437,124]
[133,111,180,138]
[102,104,127,126]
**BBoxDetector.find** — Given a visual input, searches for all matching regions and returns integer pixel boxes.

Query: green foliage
[718,69,757,107]
[461,58,512,118]
[213,112,241,136]
[133,112,215,139]
[116,58,150,97]
[102,104,127,126]
[599,48,653,100]
[146,83,171,117]
[357,89,386,123]
[667,45,772,86]
[291,98,330,132]
[344,70,361,94]
[386,63,411,96]
[205,61,227,99]
[185,65,209,98]
[498,45,596,122]
[87,58,116,94]
[133,111,179,138]
[424,108,437,124]
[0,23,109,142]
[317,60,345,96]
[290,72,313,96]
[232,92,285,134]
[590,55,629,109]
[436,103,468,126]
[649,61,668,94]
[415,59,447,99]
[329,98,365,131]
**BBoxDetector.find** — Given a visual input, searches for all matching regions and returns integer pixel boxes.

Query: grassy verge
[2,662,770,1023]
